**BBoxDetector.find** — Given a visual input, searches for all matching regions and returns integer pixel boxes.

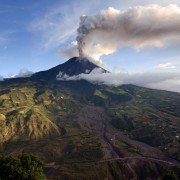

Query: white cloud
[8,68,33,78]
[58,68,180,93]
[156,62,176,69]
[59,41,79,59]
[59,41,106,66]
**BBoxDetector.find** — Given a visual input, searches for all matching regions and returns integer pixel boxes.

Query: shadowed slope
[31,57,108,81]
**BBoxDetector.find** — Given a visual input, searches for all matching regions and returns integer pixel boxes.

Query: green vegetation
[94,89,108,99]
[0,80,179,179]
[0,153,45,179]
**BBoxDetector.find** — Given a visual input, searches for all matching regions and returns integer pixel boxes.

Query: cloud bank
[60,4,180,64]
[8,69,33,78]
[156,62,176,70]
[57,68,180,93]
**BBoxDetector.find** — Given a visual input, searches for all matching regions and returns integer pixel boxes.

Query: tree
[0,153,45,180]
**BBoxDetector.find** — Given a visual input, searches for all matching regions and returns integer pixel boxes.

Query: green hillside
[0,80,179,179]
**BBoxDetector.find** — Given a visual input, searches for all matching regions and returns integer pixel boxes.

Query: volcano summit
[31,57,108,81]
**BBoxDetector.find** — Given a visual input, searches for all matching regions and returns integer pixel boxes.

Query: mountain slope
[0,79,179,179]
[0,58,179,179]
[31,57,108,81]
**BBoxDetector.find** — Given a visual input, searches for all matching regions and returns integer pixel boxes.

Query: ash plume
[76,15,88,58]
[75,4,180,61]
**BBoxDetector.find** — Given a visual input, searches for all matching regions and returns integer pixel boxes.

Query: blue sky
[0,0,180,77]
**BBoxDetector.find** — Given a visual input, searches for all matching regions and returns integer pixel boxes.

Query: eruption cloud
[75,4,180,61]
[58,4,180,92]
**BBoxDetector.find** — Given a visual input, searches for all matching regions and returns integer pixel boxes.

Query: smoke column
[76,4,180,61]
[76,15,88,58]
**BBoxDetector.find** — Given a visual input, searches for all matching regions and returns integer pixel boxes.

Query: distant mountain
[31,57,108,81]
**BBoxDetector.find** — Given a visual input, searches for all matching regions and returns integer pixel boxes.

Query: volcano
[31,57,108,81]
[0,57,180,179]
